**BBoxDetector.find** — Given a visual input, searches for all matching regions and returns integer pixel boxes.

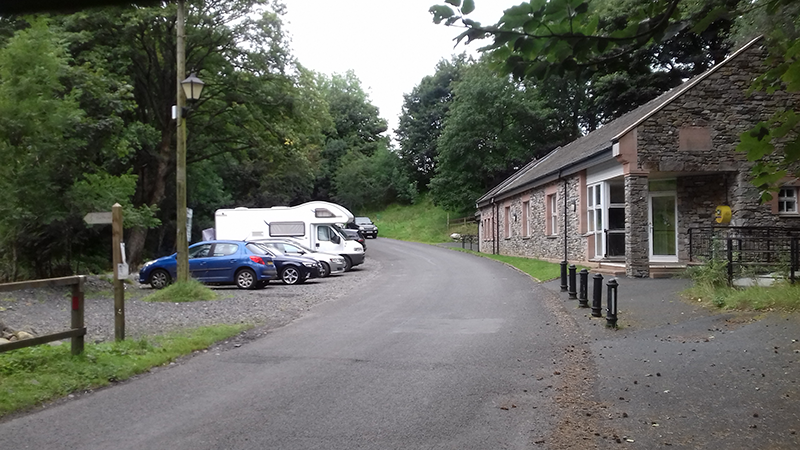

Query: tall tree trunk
[128,130,173,267]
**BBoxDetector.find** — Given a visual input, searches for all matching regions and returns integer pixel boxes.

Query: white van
[214,201,365,271]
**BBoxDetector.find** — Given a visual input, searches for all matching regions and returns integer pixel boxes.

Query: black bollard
[591,273,603,317]
[560,261,568,291]
[606,278,618,328]
[578,269,589,307]
[568,264,577,299]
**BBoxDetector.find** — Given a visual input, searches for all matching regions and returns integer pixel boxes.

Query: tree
[55,0,325,261]
[312,70,389,201]
[429,60,564,214]
[396,54,469,190]
[0,18,155,279]
[332,145,416,212]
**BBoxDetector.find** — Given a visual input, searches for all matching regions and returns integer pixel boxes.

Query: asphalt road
[0,239,585,449]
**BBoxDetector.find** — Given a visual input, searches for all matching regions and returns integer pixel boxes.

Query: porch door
[649,192,678,262]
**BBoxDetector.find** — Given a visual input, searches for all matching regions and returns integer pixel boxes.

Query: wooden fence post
[71,276,85,355]
[112,203,124,341]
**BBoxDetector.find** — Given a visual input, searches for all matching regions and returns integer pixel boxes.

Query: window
[212,243,239,256]
[317,225,332,241]
[607,181,625,257]
[522,201,529,237]
[504,206,511,238]
[282,244,304,254]
[779,188,798,213]
[314,208,336,218]
[587,184,604,258]
[246,243,271,256]
[547,194,558,235]
[269,221,305,237]
[189,244,212,258]
[587,184,603,233]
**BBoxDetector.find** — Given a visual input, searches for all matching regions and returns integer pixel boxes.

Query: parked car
[354,216,378,238]
[138,240,278,290]
[259,245,322,285]
[335,224,366,251]
[254,238,346,277]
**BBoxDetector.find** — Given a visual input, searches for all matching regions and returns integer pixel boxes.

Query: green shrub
[142,279,217,302]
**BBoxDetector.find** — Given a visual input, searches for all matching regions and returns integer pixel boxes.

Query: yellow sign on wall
[715,205,731,223]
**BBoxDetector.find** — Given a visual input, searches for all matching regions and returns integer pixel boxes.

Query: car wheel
[281,266,301,285]
[235,268,257,290]
[320,261,331,277]
[343,256,353,272]
[149,269,171,289]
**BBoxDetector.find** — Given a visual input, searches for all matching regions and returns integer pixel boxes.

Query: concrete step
[649,266,687,279]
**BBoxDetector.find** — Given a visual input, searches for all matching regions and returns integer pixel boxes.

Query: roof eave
[476,148,614,208]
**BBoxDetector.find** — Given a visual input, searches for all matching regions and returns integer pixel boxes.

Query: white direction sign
[83,211,113,225]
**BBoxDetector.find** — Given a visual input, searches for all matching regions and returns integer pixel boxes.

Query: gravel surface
[0,257,381,343]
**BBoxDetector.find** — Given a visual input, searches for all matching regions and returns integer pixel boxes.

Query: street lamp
[181,73,204,103]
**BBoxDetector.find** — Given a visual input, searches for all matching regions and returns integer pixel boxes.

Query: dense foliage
[0,1,408,280]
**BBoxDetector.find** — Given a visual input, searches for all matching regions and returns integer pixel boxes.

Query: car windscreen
[246,243,274,256]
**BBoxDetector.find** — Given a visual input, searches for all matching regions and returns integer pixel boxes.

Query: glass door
[649,193,677,261]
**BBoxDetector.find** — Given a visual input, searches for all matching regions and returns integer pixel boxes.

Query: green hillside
[363,197,477,244]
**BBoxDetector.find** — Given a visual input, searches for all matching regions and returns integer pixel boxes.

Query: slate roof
[476,36,763,208]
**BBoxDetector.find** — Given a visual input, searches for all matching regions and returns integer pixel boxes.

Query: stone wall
[625,174,649,277]
[636,42,800,230]
[481,176,586,263]
[675,174,731,261]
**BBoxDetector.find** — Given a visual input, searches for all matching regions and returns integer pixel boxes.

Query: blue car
[139,240,278,290]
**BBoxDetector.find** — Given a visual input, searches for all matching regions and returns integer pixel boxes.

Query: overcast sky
[281,0,508,139]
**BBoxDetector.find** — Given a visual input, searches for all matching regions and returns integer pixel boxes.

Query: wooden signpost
[84,204,125,341]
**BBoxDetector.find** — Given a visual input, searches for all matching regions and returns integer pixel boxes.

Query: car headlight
[303,262,316,268]
[142,260,155,268]
[333,258,345,264]
[354,247,363,252]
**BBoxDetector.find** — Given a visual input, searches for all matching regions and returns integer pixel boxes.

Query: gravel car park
[1,255,378,344]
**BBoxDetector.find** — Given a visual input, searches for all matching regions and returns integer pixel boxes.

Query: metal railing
[459,234,478,251]
[0,275,86,355]
[688,227,800,285]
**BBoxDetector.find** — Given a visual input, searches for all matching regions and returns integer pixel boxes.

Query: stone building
[476,37,800,278]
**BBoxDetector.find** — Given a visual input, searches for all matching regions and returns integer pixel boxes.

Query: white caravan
[214,201,365,271]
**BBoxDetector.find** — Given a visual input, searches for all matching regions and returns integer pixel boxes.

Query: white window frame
[587,183,604,258]
[779,187,798,214]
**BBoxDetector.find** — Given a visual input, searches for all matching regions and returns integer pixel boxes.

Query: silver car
[255,239,346,277]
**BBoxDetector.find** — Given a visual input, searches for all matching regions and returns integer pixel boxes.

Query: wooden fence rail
[0,275,86,355]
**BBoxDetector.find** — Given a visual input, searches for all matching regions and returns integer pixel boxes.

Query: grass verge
[683,260,800,311]
[142,279,218,302]
[451,248,565,282]
[0,324,250,417]
[684,281,800,311]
